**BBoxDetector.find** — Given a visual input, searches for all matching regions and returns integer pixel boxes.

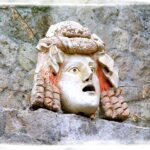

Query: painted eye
[90,67,96,72]
[69,67,79,73]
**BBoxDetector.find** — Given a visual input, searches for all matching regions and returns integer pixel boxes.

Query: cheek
[59,73,82,83]
[93,74,100,93]
[58,73,82,90]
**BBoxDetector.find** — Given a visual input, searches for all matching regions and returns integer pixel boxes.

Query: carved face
[58,55,100,116]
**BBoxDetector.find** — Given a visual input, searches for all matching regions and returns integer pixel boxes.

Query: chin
[75,102,99,116]
[77,95,100,115]
[83,97,99,108]
[62,96,100,116]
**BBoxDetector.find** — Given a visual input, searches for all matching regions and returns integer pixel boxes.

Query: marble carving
[31,21,129,120]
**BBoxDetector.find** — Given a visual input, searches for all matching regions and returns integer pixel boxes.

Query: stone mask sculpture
[59,55,100,116]
[31,21,129,120]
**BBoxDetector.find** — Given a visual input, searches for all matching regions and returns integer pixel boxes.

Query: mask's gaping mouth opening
[82,85,95,92]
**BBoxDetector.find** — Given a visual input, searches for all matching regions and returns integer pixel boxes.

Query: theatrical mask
[31,21,130,120]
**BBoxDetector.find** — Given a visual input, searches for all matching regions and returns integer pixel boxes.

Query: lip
[82,84,96,93]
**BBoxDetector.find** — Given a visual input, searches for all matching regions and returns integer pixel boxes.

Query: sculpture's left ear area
[96,63,112,92]
[96,53,130,121]
[96,52,118,92]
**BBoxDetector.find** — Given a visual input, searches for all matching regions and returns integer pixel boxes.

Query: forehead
[63,55,95,66]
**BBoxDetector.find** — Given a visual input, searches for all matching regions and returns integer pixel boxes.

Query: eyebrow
[88,61,97,68]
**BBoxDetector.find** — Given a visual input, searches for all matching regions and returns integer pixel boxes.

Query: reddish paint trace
[97,62,112,92]
[49,64,63,93]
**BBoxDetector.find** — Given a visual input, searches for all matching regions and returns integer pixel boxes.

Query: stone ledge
[0,108,150,144]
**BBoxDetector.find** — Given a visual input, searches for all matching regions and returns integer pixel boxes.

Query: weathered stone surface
[0,32,37,110]
[0,5,150,144]
[0,109,6,137]
[0,133,41,144]
[0,108,150,145]
[18,42,37,71]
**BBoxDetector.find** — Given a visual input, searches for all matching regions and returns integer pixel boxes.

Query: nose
[82,68,93,82]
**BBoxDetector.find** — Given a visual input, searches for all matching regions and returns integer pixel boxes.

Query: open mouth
[82,84,95,92]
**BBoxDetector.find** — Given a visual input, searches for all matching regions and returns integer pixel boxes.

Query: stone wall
[0,5,150,144]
